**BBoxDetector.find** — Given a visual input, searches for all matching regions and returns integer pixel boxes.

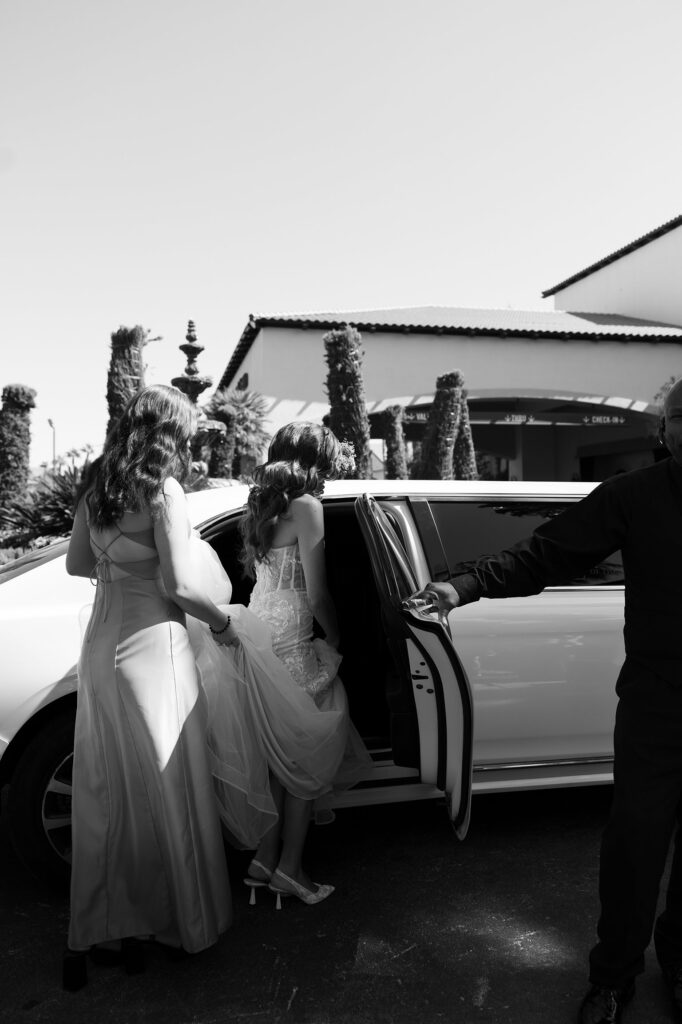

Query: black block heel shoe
[121,937,146,975]
[62,949,88,991]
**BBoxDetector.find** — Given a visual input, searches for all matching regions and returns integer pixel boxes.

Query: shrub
[0,449,92,548]
[205,388,269,478]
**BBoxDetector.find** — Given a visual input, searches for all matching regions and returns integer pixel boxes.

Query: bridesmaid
[63,385,237,990]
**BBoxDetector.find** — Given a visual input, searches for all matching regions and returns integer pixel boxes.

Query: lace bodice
[251,544,306,597]
[249,544,311,645]
[248,543,338,703]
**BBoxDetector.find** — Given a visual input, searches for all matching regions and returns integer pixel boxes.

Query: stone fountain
[171,320,226,478]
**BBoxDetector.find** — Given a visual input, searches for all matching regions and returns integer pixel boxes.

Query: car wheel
[7,710,75,888]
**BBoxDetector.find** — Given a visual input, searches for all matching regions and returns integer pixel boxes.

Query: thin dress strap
[89,527,123,621]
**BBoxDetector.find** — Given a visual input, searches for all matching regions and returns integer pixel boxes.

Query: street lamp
[47,418,56,472]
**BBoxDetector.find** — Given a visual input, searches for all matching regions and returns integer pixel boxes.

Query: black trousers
[589,660,682,989]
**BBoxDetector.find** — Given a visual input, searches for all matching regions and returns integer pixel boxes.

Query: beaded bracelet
[209,615,231,636]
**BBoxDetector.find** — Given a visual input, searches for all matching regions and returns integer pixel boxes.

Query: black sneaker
[577,983,635,1023]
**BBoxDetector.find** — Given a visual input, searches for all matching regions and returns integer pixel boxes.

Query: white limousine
[0,479,623,882]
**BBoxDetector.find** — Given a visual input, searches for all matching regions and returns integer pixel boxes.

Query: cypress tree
[106,325,148,436]
[323,325,372,479]
[0,384,37,503]
[381,405,408,479]
[412,371,462,480]
[452,389,478,480]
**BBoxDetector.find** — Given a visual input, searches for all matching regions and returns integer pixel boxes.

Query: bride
[190,422,370,906]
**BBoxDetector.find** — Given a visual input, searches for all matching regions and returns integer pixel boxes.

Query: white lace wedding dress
[189,539,371,850]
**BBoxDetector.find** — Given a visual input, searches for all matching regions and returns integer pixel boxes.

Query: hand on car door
[418,582,461,615]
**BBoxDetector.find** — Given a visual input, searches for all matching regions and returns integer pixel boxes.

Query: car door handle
[403,597,433,612]
[402,596,453,639]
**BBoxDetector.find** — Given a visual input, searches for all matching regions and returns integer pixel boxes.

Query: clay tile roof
[542,214,682,297]
[218,306,682,390]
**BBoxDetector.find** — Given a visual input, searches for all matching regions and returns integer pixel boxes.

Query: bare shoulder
[162,477,185,499]
[290,493,322,518]
[156,477,188,528]
[289,494,324,542]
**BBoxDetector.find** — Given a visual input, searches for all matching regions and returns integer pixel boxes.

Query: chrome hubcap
[42,753,73,864]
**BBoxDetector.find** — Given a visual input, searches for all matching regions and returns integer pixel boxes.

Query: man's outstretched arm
[418,474,630,617]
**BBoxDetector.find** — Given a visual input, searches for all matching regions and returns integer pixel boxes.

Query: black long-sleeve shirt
[451,457,682,686]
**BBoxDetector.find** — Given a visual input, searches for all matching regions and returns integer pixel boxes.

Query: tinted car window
[427,499,624,587]
[0,539,69,583]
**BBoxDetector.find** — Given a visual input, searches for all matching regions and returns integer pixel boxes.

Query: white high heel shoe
[268,868,335,910]
[243,858,273,906]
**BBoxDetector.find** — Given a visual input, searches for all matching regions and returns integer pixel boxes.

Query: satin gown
[68,512,232,953]
[190,541,371,849]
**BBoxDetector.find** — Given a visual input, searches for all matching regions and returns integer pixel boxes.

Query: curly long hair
[240,421,351,577]
[83,385,197,529]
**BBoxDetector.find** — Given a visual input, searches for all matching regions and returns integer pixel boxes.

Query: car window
[427,499,624,587]
[201,513,255,606]
[0,539,70,583]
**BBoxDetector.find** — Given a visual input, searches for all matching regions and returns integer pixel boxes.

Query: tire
[7,709,75,889]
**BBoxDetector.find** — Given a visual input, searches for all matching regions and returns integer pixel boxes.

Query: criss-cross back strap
[89,524,160,620]
[89,524,124,562]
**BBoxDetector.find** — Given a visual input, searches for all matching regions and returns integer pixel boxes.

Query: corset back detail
[249,543,338,701]
[251,543,306,596]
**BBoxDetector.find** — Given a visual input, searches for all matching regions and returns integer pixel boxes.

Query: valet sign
[402,405,638,428]
[499,412,628,426]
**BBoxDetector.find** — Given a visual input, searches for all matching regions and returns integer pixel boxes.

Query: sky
[3,0,682,468]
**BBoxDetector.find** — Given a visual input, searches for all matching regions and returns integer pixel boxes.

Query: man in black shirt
[420,380,682,1024]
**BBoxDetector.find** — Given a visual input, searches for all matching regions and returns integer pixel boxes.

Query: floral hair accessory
[336,440,356,477]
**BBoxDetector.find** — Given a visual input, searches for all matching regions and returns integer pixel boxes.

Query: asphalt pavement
[0,785,677,1024]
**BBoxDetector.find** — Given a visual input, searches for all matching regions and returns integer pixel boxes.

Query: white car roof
[186,478,598,528]
[185,483,250,525]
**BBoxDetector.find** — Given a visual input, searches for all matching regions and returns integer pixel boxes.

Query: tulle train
[188,607,369,849]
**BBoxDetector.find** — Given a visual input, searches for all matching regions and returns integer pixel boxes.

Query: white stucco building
[218,215,682,481]
[544,213,682,325]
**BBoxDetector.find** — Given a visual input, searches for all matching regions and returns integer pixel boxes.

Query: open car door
[355,494,474,839]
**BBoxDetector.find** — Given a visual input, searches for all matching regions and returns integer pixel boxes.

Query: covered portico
[368,388,661,481]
